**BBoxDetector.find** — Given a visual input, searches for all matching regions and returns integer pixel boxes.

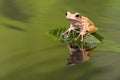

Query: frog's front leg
[62,27,71,37]
[62,24,74,37]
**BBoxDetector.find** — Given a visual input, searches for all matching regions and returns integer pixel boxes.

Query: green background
[0,0,120,80]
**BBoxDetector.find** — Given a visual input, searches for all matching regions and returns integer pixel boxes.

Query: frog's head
[66,12,81,22]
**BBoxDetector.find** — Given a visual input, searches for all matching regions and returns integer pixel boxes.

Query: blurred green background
[0,0,120,80]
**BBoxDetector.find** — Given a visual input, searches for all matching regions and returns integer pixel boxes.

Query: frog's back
[81,16,94,25]
[87,25,98,33]
[82,16,98,33]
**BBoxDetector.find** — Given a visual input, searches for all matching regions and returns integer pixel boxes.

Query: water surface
[0,0,120,80]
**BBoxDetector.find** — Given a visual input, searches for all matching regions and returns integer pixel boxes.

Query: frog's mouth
[67,18,78,22]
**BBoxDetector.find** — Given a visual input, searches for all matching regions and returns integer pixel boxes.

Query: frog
[63,12,98,41]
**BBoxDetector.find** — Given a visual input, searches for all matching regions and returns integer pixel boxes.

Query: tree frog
[63,12,98,41]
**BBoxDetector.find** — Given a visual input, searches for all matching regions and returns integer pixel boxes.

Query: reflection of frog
[63,12,98,41]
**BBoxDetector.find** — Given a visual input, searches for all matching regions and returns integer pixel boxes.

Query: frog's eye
[65,12,68,16]
[75,13,80,18]
[66,12,71,16]
[75,14,80,17]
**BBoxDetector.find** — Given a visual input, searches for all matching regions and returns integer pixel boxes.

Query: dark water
[0,0,120,80]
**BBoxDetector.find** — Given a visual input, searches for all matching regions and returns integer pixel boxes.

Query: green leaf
[49,27,104,49]
[83,34,102,48]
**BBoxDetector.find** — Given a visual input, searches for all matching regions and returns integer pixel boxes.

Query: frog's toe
[81,38,83,42]
[75,38,78,41]
[62,32,66,35]
[66,35,69,38]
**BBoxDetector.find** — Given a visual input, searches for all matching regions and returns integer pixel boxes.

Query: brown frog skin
[63,12,98,41]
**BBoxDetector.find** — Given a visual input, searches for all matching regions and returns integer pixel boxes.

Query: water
[0,0,120,80]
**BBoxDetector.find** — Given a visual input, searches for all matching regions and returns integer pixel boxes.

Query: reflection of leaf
[49,28,104,49]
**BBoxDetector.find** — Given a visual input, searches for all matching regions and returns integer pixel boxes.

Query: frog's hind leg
[75,30,85,41]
